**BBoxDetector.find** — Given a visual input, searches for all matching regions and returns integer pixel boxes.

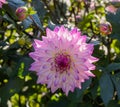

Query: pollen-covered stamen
[55,53,71,73]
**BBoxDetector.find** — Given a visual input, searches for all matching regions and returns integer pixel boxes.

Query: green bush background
[0,0,120,107]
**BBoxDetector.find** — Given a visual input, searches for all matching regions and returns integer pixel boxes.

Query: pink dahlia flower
[0,0,6,8]
[29,26,98,95]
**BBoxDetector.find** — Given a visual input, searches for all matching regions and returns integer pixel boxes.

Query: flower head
[15,6,28,21]
[99,22,112,36]
[29,26,98,95]
[0,0,6,8]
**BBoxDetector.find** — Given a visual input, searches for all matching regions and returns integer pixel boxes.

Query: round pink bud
[99,22,112,36]
[106,5,117,13]
[15,6,28,21]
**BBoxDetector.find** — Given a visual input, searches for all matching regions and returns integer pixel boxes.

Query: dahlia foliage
[29,26,98,95]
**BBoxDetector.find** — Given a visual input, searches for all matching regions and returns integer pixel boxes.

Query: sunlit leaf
[0,77,24,106]
[68,78,92,103]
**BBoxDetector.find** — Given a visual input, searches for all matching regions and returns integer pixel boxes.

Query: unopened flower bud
[106,5,117,13]
[16,6,28,21]
[99,22,112,36]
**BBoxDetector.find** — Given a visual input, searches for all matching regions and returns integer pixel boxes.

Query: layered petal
[29,26,98,95]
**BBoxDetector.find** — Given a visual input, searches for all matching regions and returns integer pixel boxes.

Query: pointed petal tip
[33,39,42,48]
[86,71,95,77]
[29,66,36,72]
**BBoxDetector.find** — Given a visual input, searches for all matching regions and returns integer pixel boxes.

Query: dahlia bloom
[0,0,6,8]
[29,26,98,95]
[99,22,112,36]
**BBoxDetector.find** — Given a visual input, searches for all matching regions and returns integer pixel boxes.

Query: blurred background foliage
[0,0,120,107]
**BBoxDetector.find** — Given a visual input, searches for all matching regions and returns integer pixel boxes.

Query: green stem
[87,35,95,43]
[106,37,112,63]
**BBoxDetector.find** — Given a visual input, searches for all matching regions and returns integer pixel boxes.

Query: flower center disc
[55,54,71,73]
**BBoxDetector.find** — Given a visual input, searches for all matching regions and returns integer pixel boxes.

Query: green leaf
[48,20,56,30]
[0,77,24,105]
[111,39,120,54]
[110,33,120,41]
[79,103,93,107]
[22,18,32,29]
[111,72,120,100]
[99,73,114,106]
[22,14,44,31]
[28,7,37,15]
[31,14,44,31]
[31,0,46,20]
[106,63,120,73]
[17,57,33,77]
[78,12,94,30]
[107,100,120,107]
[47,96,69,107]
[68,78,92,103]
[90,78,99,100]
[7,0,25,8]
[3,14,16,25]
[68,102,78,107]
[0,41,7,47]
[110,2,120,8]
